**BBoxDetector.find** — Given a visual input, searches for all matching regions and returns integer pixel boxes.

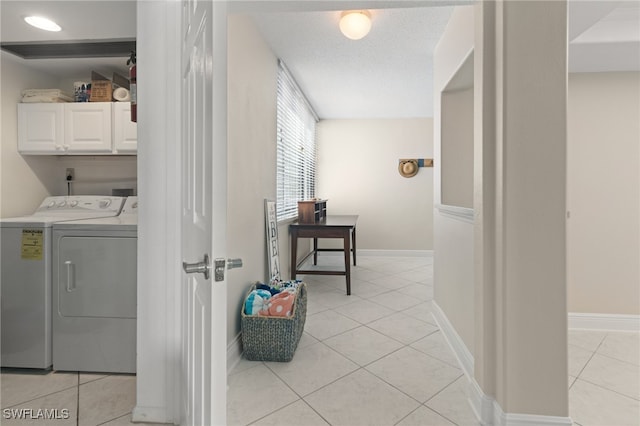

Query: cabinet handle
[63,144,70,151]
[55,144,63,150]
[65,260,76,292]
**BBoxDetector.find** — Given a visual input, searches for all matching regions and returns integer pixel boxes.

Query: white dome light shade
[339,10,372,40]
[24,16,61,32]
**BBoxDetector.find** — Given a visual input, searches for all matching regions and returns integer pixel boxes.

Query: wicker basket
[241,283,307,362]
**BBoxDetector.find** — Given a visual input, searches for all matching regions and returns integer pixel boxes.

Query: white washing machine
[52,196,138,373]
[0,196,125,369]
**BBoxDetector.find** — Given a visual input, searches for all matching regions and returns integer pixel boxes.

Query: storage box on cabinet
[18,102,137,155]
[297,199,327,224]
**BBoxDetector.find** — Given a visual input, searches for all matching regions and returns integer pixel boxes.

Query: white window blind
[276,60,318,221]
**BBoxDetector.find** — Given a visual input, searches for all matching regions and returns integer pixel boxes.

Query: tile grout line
[0,380,78,411]
[420,374,467,426]
[76,372,80,426]
[573,376,640,403]
[231,256,457,425]
[592,350,640,368]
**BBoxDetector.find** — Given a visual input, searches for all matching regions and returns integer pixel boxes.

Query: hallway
[228,254,640,426]
[228,254,478,425]
[1,255,637,425]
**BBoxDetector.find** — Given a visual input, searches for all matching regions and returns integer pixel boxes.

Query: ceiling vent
[0,39,136,59]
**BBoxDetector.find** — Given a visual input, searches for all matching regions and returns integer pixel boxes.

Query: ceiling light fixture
[339,10,372,40]
[24,16,61,32]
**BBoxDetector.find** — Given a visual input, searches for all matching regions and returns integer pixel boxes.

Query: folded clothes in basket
[244,279,303,317]
[244,289,272,316]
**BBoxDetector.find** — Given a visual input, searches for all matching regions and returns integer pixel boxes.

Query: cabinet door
[18,103,65,153]
[64,103,112,152]
[112,102,137,153]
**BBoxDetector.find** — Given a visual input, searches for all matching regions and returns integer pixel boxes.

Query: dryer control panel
[120,196,138,216]
[34,196,125,217]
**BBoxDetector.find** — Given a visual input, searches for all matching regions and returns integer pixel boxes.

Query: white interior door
[180,0,227,425]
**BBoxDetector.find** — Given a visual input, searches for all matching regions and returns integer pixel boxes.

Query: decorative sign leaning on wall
[264,200,281,282]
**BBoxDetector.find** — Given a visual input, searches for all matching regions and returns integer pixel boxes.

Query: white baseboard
[356,249,434,257]
[430,301,474,378]
[467,377,496,424]
[434,302,573,426]
[227,333,243,374]
[568,312,640,332]
[132,406,174,424]
[493,402,572,426]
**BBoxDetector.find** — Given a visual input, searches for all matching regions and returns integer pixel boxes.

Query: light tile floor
[228,255,640,426]
[568,329,640,426]
[228,255,477,426]
[2,255,638,426]
[0,370,150,426]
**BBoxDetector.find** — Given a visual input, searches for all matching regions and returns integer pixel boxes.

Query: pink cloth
[259,290,296,317]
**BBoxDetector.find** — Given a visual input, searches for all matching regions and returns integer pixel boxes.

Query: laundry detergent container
[241,282,307,362]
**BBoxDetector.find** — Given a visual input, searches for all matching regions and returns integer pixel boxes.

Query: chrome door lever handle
[213,257,244,281]
[183,254,210,280]
[227,258,243,270]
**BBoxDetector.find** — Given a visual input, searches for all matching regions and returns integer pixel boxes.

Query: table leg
[290,229,298,280]
[343,230,351,295]
[313,237,318,265]
[352,226,357,266]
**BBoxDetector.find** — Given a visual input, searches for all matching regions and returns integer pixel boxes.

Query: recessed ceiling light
[24,16,61,32]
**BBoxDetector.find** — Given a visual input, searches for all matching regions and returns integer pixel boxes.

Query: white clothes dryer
[0,196,125,368]
[52,197,138,373]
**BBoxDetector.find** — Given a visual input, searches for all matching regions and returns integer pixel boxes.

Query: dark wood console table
[289,215,358,295]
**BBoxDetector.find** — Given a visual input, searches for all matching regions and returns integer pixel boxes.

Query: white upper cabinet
[17,103,65,153]
[18,102,137,155]
[64,102,112,152]
[112,102,138,153]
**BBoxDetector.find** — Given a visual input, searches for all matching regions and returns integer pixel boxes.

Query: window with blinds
[276,61,318,222]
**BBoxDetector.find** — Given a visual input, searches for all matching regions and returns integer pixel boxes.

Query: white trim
[356,249,434,257]
[435,302,573,426]
[467,378,496,424]
[568,312,640,332]
[227,333,243,375]
[132,406,171,425]
[430,301,474,378]
[435,203,475,223]
[133,1,181,424]
[493,402,573,426]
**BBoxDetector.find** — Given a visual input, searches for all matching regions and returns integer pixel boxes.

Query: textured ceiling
[250,6,455,119]
[1,1,639,119]
[250,0,640,118]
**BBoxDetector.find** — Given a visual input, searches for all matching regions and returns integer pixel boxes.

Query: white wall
[0,51,137,219]
[437,2,570,419]
[441,87,473,208]
[317,118,434,251]
[567,71,640,315]
[433,5,476,354]
[227,14,279,342]
[1,52,59,217]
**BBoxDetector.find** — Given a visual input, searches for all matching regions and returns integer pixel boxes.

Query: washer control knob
[47,201,56,208]
[99,199,111,208]
[70,200,79,207]
[57,200,67,207]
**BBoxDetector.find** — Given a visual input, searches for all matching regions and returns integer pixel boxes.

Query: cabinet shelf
[298,199,327,224]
